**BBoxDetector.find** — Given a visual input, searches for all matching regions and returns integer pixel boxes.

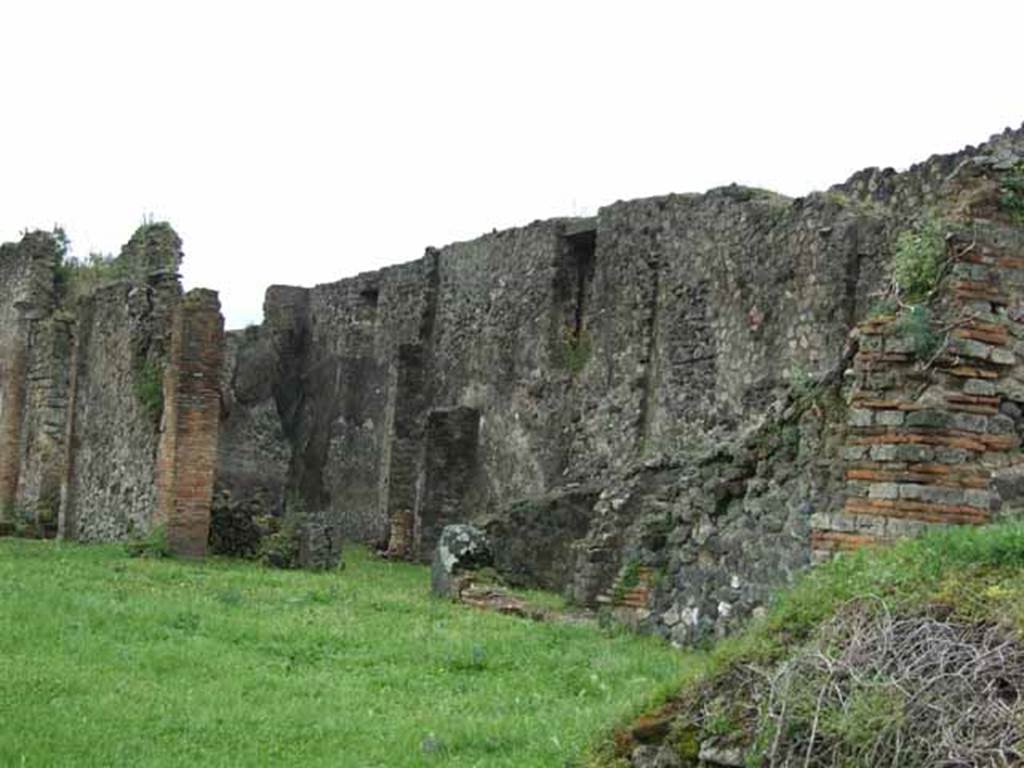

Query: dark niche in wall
[553,222,597,371]
[359,287,380,309]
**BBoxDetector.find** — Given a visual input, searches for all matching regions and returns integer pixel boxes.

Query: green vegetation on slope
[0,541,681,768]
[589,522,1024,766]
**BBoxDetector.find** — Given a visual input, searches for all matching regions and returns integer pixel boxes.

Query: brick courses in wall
[157,289,225,558]
[812,215,1024,557]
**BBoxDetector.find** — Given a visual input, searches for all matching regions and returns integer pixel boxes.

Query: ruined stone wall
[429,222,581,507]
[18,311,72,535]
[581,128,1024,644]
[0,233,62,532]
[210,127,1024,606]
[567,189,891,478]
[0,124,1007,636]
[213,326,292,546]
[60,272,181,541]
[215,259,432,547]
[0,223,225,552]
[309,261,427,544]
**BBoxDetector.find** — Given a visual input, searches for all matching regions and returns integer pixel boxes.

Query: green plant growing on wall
[867,217,950,365]
[611,559,643,604]
[890,217,946,303]
[57,252,137,302]
[258,491,308,569]
[866,296,898,319]
[53,222,180,304]
[134,359,164,423]
[894,304,940,359]
[6,503,39,538]
[998,163,1024,224]
[787,363,817,402]
[562,326,592,375]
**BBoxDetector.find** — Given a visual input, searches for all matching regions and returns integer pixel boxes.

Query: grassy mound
[590,522,1024,767]
[0,540,681,767]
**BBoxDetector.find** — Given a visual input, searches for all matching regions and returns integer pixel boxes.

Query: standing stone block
[431,523,493,598]
[875,410,905,427]
[298,514,344,570]
[869,444,898,462]
[868,482,899,500]
[847,408,874,427]
[964,378,996,396]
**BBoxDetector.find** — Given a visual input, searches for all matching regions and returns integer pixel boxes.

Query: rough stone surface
[7,124,1024,617]
[484,484,600,592]
[430,524,493,598]
[630,745,683,768]
[0,224,224,550]
[697,742,746,767]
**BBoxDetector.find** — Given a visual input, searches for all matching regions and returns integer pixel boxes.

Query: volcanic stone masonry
[4,125,1024,643]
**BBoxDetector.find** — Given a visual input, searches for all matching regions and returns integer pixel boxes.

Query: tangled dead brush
[755,597,1024,767]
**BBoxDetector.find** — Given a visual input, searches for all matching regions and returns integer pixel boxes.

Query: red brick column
[156,289,224,557]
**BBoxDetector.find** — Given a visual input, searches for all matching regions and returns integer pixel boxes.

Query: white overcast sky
[1,1,1022,328]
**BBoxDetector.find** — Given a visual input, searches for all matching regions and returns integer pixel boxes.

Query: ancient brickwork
[813,215,1024,557]
[157,290,225,557]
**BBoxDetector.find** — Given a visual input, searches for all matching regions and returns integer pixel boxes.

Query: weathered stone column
[156,289,225,557]
[381,344,430,558]
[0,322,27,528]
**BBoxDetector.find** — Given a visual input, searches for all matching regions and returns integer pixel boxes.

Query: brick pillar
[0,323,28,526]
[156,289,225,557]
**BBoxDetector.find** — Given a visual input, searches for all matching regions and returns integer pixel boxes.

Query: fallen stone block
[431,523,493,599]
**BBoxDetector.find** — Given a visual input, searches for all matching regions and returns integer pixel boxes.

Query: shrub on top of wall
[890,216,947,303]
[867,217,949,364]
[998,162,1024,224]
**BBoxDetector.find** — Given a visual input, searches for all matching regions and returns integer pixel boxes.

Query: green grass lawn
[0,540,683,767]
